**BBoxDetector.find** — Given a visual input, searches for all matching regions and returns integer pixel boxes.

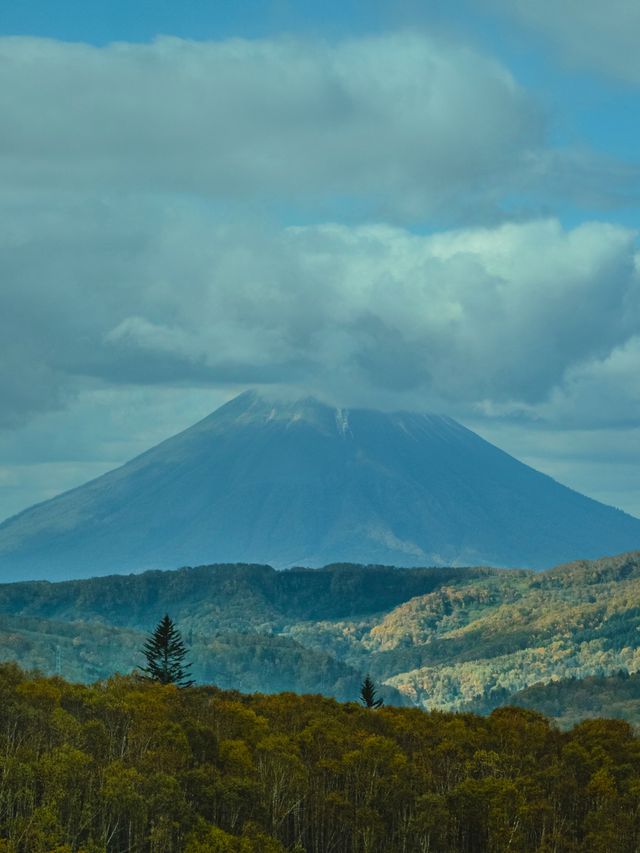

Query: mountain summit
[1,391,639,581]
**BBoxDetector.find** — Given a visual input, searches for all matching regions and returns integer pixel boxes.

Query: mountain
[1,390,639,581]
[0,553,640,722]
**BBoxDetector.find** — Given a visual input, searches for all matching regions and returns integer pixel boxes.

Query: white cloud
[487,0,640,85]
[1,191,638,426]
[285,219,640,407]
[0,33,541,218]
[539,335,640,426]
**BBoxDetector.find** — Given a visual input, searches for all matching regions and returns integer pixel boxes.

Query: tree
[359,675,383,709]
[140,614,194,687]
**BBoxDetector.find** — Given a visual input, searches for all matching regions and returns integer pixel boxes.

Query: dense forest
[0,663,638,852]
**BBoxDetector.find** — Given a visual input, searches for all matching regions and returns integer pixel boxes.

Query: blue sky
[0,0,639,522]
[2,0,403,44]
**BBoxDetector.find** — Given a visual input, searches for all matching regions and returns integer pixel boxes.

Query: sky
[1,0,640,519]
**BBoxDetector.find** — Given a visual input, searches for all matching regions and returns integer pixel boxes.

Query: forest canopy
[0,663,637,852]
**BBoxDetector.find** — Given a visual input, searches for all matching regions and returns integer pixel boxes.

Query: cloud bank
[0,33,540,218]
[1,192,638,427]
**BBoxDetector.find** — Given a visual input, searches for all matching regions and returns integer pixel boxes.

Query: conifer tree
[140,613,194,687]
[359,674,384,708]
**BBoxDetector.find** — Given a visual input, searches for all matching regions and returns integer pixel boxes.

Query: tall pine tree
[140,614,194,687]
[359,674,384,708]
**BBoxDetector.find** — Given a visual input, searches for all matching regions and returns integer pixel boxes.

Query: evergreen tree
[359,674,384,708]
[140,613,194,687]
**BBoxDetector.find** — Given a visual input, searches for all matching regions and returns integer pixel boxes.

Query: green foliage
[140,614,194,687]
[0,664,638,851]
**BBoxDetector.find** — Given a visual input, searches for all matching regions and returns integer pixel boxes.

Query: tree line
[141,614,383,708]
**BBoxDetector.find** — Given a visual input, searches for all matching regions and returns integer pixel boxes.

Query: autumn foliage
[0,663,638,851]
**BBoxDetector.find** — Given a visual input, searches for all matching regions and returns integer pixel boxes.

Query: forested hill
[0,563,498,705]
[2,553,640,722]
[1,663,639,853]
[0,562,499,628]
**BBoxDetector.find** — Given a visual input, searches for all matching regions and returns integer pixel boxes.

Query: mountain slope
[1,391,639,580]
